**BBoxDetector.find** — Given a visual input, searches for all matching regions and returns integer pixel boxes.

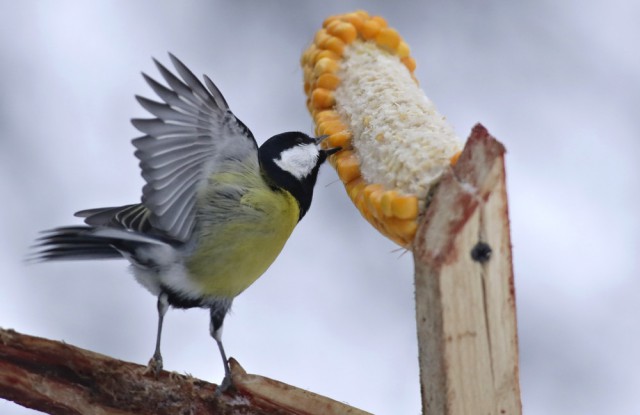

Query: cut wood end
[413,124,507,265]
[453,123,506,192]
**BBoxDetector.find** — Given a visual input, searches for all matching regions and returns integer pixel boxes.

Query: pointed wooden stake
[413,124,522,415]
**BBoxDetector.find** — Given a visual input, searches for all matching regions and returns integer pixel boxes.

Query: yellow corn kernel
[375,27,401,52]
[323,15,340,28]
[370,16,387,27]
[315,73,340,90]
[324,19,342,33]
[303,81,311,95]
[396,41,411,59]
[341,12,365,32]
[333,148,353,163]
[314,50,340,64]
[313,57,339,76]
[390,195,418,220]
[361,19,382,40]
[401,56,417,72]
[320,36,346,56]
[450,150,462,165]
[346,177,365,200]
[314,121,327,136]
[360,204,376,224]
[314,109,340,124]
[380,190,398,218]
[315,111,340,124]
[328,130,352,148]
[319,120,347,135]
[348,181,366,204]
[350,183,366,205]
[315,119,341,133]
[300,45,315,66]
[366,188,385,219]
[327,21,357,44]
[363,184,384,204]
[314,29,329,46]
[303,65,313,83]
[306,49,320,69]
[311,88,335,109]
[315,118,340,131]
[386,218,418,238]
[353,189,367,214]
[336,154,361,184]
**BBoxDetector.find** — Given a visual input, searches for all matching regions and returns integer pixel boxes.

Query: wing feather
[152,58,216,112]
[135,96,210,125]
[203,75,230,109]
[131,119,202,137]
[75,204,154,235]
[140,155,209,190]
[131,54,259,242]
[139,146,209,170]
[133,135,209,155]
[169,55,222,108]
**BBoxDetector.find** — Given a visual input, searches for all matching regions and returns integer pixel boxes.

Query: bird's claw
[214,374,234,397]
[144,354,163,377]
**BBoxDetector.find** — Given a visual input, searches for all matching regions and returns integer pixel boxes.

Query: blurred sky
[1,1,639,414]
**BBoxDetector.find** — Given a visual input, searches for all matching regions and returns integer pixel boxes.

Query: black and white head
[258,132,340,220]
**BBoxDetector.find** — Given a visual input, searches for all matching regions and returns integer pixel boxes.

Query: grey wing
[131,53,259,242]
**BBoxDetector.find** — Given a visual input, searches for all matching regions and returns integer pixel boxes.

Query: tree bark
[0,328,370,415]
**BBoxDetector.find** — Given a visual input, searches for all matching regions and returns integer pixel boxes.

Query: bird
[32,53,340,392]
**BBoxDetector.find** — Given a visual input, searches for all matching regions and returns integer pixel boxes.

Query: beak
[315,135,342,156]
[323,146,342,156]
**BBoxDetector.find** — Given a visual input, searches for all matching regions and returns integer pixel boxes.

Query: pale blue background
[1,1,639,414]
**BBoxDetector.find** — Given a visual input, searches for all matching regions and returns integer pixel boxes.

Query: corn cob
[302,10,462,247]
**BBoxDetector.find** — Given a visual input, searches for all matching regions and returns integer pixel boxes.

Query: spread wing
[131,53,259,242]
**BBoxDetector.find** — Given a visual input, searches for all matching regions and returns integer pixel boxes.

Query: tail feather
[32,226,124,261]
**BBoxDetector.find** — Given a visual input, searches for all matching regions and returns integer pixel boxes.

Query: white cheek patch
[274,144,320,180]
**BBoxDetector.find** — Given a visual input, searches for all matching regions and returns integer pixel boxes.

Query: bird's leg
[210,305,232,395]
[146,292,169,376]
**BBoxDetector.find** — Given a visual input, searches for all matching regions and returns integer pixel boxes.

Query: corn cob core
[335,41,461,200]
[302,11,462,246]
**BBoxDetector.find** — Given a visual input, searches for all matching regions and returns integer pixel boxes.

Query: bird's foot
[144,353,163,378]
[214,374,234,397]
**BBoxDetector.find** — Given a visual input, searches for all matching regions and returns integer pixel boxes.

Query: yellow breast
[186,182,299,299]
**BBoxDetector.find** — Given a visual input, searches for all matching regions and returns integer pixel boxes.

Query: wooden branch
[413,124,522,414]
[0,328,371,415]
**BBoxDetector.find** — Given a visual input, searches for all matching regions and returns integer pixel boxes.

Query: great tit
[33,54,340,391]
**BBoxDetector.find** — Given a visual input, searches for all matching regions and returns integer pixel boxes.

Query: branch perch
[0,328,370,415]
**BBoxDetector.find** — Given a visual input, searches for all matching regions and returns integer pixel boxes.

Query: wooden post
[413,124,522,414]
